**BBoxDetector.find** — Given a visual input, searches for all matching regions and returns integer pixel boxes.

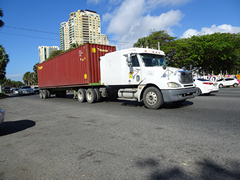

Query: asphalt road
[0,88,240,180]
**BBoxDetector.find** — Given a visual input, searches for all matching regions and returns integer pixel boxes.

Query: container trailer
[37,43,196,109]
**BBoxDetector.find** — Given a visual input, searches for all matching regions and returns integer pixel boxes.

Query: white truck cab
[100,48,196,109]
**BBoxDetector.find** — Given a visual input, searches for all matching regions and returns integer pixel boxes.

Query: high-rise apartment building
[38,46,59,63]
[60,22,70,51]
[60,9,108,50]
[100,34,109,45]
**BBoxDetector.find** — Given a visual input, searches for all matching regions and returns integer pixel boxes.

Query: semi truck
[37,43,196,109]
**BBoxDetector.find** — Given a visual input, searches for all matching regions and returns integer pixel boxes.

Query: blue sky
[0,0,240,82]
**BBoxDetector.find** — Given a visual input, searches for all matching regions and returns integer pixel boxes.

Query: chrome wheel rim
[146,91,157,105]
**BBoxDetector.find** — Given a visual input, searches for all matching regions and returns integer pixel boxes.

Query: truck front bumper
[161,87,196,102]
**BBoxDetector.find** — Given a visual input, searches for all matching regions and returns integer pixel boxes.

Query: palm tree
[69,42,81,50]
[23,71,31,85]
[0,45,9,81]
[0,8,4,28]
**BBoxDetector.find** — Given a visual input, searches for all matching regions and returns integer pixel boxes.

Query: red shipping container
[37,43,116,89]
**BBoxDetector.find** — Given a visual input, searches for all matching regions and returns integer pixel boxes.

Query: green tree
[165,33,240,74]
[0,45,10,81]
[23,71,31,85]
[69,42,81,50]
[32,63,39,84]
[134,30,177,49]
[45,50,63,61]
[0,8,4,28]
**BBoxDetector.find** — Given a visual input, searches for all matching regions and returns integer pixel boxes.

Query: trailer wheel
[86,88,97,103]
[39,90,43,99]
[143,87,163,109]
[77,89,86,103]
[42,90,48,99]
[47,90,51,98]
[94,88,101,102]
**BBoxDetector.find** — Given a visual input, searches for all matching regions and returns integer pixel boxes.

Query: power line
[5,26,59,35]
[0,32,59,41]
[2,25,135,44]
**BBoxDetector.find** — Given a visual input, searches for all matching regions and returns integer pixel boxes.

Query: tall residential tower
[60,22,70,51]
[60,9,108,50]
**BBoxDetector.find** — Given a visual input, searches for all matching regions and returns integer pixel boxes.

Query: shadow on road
[135,158,240,180]
[0,120,36,136]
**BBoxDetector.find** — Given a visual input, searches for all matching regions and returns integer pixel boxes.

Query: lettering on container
[79,50,83,57]
[97,48,108,52]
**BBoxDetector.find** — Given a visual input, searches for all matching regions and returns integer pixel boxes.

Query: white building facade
[38,46,59,63]
[60,22,70,51]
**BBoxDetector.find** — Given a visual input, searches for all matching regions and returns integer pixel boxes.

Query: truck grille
[179,71,193,84]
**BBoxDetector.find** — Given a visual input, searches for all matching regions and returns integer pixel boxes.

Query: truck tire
[86,88,96,103]
[143,87,163,109]
[94,88,101,102]
[43,90,48,99]
[39,90,43,99]
[47,90,51,98]
[77,89,86,103]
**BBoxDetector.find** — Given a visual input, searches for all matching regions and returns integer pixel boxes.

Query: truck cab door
[128,54,142,84]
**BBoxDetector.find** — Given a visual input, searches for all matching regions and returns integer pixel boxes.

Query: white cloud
[146,0,193,9]
[87,0,101,4]
[102,13,114,24]
[182,24,240,38]
[109,0,123,4]
[105,0,185,48]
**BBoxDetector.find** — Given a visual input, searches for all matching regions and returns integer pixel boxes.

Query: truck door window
[131,56,140,67]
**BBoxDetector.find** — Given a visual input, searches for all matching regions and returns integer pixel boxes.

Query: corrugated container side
[87,43,116,85]
[37,43,116,89]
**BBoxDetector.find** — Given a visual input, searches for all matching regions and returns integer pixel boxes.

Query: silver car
[18,86,34,96]
[0,107,5,125]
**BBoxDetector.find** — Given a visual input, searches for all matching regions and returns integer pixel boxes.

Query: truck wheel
[47,90,51,98]
[77,89,86,103]
[143,87,163,109]
[86,88,96,103]
[94,88,101,102]
[43,90,48,99]
[39,90,43,99]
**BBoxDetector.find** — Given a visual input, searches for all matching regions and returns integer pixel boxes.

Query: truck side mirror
[162,64,166,70]
[127,54,134,67]
[128,62,132,67]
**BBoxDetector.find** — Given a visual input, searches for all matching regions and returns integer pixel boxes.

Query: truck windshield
[140,54,166,67]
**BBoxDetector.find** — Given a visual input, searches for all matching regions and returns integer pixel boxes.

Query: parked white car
[194,78,219,96]
[217,78,239,88]
[18,86,34,96]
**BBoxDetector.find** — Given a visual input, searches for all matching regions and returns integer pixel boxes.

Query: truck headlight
[167,82,181,88]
